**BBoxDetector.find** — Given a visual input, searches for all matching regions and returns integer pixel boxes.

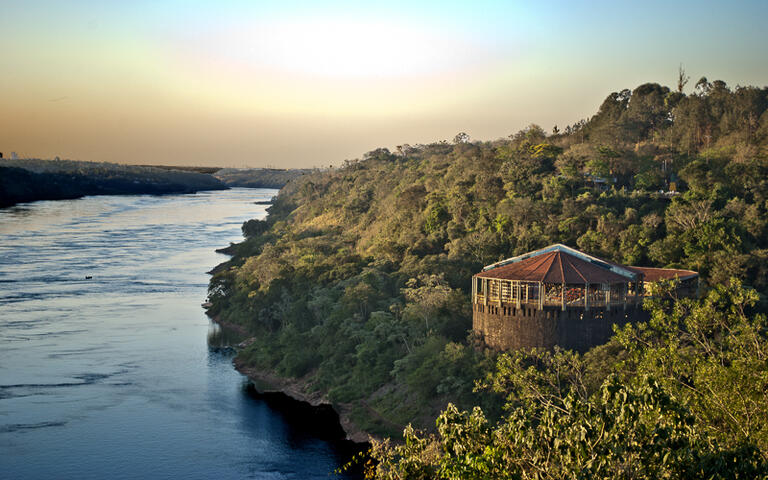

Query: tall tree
[677,64,690,93]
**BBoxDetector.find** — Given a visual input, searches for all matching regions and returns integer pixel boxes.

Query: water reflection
[207,321,247,352]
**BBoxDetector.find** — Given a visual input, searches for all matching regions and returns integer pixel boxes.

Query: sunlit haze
[2,0,767,167]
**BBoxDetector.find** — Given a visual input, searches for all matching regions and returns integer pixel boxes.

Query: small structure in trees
[472,244,698,351]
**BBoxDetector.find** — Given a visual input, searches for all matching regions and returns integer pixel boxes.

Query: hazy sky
[2,1,767,168]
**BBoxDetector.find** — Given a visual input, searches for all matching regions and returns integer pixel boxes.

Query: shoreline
[209,315,374,445]
[0,185,230,209]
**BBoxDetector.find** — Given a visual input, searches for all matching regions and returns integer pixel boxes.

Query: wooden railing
[474,282,641,310]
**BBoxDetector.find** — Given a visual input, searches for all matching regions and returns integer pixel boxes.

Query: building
[472,244,698,352]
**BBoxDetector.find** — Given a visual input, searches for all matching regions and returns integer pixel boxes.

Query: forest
[0,158,226,207]
[207,78,768,478]
[0,160,318,207]
[214,167,315,189]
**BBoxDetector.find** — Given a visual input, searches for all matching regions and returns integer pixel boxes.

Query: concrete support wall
[472,303,647,352]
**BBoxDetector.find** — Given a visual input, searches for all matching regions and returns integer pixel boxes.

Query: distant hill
[0,158,226,208]
[214,168,314,189]
[138,165,222,175]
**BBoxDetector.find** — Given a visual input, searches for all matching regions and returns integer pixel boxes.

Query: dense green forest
[208,78,768,477]
[0,158,226,207]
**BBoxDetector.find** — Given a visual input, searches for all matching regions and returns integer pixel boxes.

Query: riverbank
[0,164,227,208]
[209,315,376,444]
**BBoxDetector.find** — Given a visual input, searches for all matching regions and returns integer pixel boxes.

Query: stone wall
[473,303,648,352]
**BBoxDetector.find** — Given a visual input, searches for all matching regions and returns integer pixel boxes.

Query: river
[0,189,358,480]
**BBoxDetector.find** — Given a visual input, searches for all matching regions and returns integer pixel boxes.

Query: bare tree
[677,64,690,93]
[666,199,715,232]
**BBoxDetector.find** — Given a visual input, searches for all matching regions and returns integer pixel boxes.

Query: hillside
[209,80,768,475]
[0,158,226,207]
[214,167,315,189]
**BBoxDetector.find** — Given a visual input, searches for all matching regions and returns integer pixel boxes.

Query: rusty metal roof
[475,249,634,284]
[476,244,649,284]
[629,266,698,282]
[475,244,699,285]
[484,244,638,277]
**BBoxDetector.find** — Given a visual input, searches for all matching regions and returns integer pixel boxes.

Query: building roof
[476,244,700,285]
[475,248,636,284]
[628,266,698,282]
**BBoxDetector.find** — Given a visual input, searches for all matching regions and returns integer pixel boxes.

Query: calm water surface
[0,189,355,479]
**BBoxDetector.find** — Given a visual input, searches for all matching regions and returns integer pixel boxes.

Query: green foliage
[615,279,768,452]
[424,201,451,235]
[370,377,767,479]
[210,78,768,452]
[242,218,270,237]
[370,282,768,478]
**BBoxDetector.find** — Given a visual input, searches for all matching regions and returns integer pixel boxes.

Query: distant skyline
[2,0,767,168]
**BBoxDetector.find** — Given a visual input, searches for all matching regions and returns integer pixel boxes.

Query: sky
[1,0,767,168]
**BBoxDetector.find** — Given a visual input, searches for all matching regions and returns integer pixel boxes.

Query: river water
[0,189,357,480]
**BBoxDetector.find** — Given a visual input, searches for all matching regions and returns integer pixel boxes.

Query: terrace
[473,244,697,312]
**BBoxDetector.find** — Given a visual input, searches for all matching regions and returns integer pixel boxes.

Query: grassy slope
[214,168,315,189]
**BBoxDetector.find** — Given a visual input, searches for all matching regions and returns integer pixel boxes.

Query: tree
[585,157,610,178]
[368,281,768,478]
[615,279,768,452]
[677,64,690,93]
[402,274,457,335]
[695,77,712,96]
[453,132,470,144]
[368,375,768,479]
